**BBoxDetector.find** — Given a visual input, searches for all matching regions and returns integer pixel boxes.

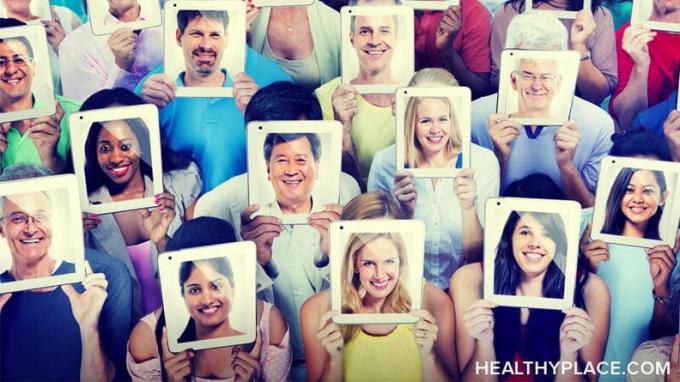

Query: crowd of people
[0,0,679,380]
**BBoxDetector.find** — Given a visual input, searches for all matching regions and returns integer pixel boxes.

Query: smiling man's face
[0,39,34,105]
[1,192,53,267]
[350,15,396,76]
[510,58,561,118]
[176,15,227,79]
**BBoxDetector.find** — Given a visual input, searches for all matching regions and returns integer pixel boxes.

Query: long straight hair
[504,0,602,12]
[601,168,667,240]
[404,96,462,169]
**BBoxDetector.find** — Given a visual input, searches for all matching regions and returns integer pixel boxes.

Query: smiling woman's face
[96,120,142,185]
[620,169,664,229]
[511,213,556,278]
[182,261,234,328]
[413,98,453,160]
[355,236,401,301]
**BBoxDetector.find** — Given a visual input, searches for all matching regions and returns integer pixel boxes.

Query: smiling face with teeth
[0,38,35,111]
[176,13,228,84]
[620,169,667,235]
[266,136,319,215]
[355,236,402,304]
[510,58,561,119]
[182,261,235,333]
[95,120,143,187]
[350,14,397,82]
[511,213,557,279]
[1,191,53,270]
[410,97,462,167]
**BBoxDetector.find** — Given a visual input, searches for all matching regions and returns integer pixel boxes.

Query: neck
[10,255,56,281]
[108,167,145,198]
[517,273,545,298]
[279,197,312,214]
[353,68,394,86]
[184,69,225,88]
[111,2,141,22]
[0,94,33,113]
[195,318,237,340]
[622,220,647,238]
[5,9,38,21]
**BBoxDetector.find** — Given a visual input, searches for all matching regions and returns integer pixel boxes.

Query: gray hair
[263,133,322,162]
[347,0,400,5]
[0,164,53,219]
[350,13,399,41]
[505,13,568,50]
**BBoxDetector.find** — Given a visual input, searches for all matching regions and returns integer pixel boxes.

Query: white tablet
[631,0,680,33]
[524,0,592,19]
[88,0,162,35]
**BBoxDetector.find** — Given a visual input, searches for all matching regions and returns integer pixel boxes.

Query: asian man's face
[350,15,396,76]
[266,137,319,212]
[0,40,34,103]
[0,192,53,266]
[510,58,561,117]
[176,16,227,78]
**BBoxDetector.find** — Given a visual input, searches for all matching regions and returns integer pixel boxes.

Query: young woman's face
[355,237,401,301]
[511,213,557,278]
[620,169,664,227]
[414,98,453,159]
[182,262,234,328]
[96,120,142,185]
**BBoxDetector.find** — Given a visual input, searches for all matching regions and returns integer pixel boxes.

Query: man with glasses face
[0,36,37,113]
[510,58,561,119]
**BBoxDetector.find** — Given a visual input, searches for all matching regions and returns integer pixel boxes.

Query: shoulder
[593,5,613,23]
[462,0,492,18]
[472,93,497,115]
[450,263,483,291]
[572,97,615,133]
[470,144,499,170]
[163,162,202,191]
[60,22,94,48]
[372,145,397,169]
[424,283,454,310]
[264,302,288,346]
[339,172,362,200]
[313,1,340,21]
[245,47,293,85]
[301,290,331,322]
[491,2,516,23]
[314,77,342,100]
[194,173,247,219]
[630,336,675,365]
[583,273,611,305]
[55,95,83,114]
[128,311,161,363]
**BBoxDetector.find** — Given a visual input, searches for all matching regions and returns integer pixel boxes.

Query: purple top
[127,240,162,315]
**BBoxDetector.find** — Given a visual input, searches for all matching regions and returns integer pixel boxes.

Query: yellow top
[314,77,395,185]
[343,324,422,381]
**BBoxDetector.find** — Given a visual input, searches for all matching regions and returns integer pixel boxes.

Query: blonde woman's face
[413,98,453,159]
[355,237,400,300]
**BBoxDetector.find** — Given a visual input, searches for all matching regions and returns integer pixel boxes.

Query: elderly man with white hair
[470,12,615,208]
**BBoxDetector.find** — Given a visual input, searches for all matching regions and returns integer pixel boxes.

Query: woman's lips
[627,205,648,214]
[522,251,546,263]
[369,278,391,290]
[198,304,221,315]
[106,164,131,178]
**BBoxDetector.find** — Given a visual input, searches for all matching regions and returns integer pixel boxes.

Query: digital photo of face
[179,259,243,342]
[0,0,47,21]
[0,37,35,112]
[1,191,52,268]
[350,14,397,83]
[95,120,143,186]
[510,213,557,279]
[649,0,680,22]
[175,11,229,84]
[107,0,139,18]
[265,133,321,215]
[405,96,462,169]
[510,58,561,119]
[355,236,401,303]
[602,167,669,240]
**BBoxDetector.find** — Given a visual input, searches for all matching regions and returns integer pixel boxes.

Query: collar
[175,68,232,88]
[88,174,154,204]
[103,3,148,26]
[523,125,545,139]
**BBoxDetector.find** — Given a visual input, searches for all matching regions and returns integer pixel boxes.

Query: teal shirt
[2,95,81,171]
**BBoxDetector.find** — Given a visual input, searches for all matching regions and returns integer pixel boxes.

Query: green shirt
[2,95,81,171]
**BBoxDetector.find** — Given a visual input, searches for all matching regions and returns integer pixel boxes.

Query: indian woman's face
[96,120,142,185]
[620,169,664,229]
[511,214,557,278]
[182,262,234,328]
[413,98,453,160]
[355,237,401,301]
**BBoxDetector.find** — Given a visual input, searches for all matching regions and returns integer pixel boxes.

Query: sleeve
[588,7,618,93]
[59,33,116,102]
[473,147,500,228]
[246,47,293,87]
[126,351,162,381]
[489,4,513,88]
[366,148,394,195]
[582,113,615,192]
[88,250,134,381]
[459,1,492,73]
[56,96,82,165]
[610,24,633,114]
[633,91,678,135]
[259,326,293,382]
[314,82,337,121]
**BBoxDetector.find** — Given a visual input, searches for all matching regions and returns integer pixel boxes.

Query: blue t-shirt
[136,48,292,192]
[632,91,678,136]
[0,249,133,381]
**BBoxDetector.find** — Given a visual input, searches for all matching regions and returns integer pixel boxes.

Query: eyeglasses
[515,72,558,84]
[1,212,51,226]
[0,55,30,69]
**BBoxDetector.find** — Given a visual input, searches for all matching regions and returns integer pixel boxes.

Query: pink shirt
[414,0,492,73]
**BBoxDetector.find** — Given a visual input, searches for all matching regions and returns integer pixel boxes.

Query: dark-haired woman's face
[96,120,141,185]
[511,214,556,278]
[182,261,233,328]
[620,170,664,229]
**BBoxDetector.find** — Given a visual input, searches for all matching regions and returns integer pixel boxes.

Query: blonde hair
[340,232,412,341]
[403,69,463,168]
[340,191,408,221]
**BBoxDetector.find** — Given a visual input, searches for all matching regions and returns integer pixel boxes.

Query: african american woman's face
[511,213,557,278]
[182,261,234,328]
[96,120,142,185]
[620,169,666,230]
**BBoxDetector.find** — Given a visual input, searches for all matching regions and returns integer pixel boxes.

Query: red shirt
[414,0,492,73]
[611,23,680,118]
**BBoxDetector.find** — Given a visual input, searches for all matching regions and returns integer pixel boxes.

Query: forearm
[555,352,586,382]
[441,48,492,99]
[576,60,610,105]
[342,130,364,190]
[421,353,449,381]
[80,327,115,382]
[154,235,169,253]
[611,65,650,128]
[461,206,483,263]
[321,357,343,382]
[650,294,673,339]
[41,153,65,174]
[462,341,497,382]
[559,163,595,208]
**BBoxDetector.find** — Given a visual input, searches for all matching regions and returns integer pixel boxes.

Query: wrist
[80,324,100,337]
[557,159,577,173]
[653,287,670,300]
[559,350,578,363]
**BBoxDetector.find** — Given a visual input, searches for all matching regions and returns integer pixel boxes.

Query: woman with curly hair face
[300,192,459,381]
[601,168,669,240]
[451,206,610,380]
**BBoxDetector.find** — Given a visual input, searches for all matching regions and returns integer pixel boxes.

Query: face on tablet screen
[509,58,562,120]
[0,37,36,113]
[648,0,680,23]
[175,10,229,86]
[349,14,398,85]
[1,191,53,270]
